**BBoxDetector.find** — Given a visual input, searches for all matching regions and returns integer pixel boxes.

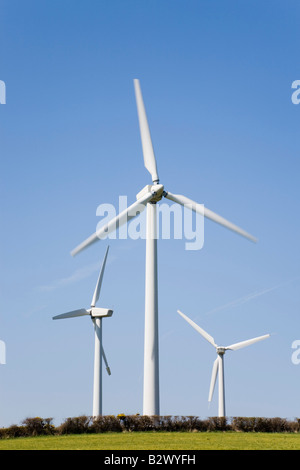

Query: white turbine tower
[71,79,257,416]
[53,246,113,417]
[177,310,270,417]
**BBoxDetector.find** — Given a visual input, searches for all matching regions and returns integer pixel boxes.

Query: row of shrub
[1,415,300,438]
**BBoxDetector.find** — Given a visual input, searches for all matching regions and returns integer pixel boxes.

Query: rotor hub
[136,184,164,202]
[217,347,226,355]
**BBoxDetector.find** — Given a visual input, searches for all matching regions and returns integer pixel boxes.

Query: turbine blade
[52,308,90,320]
[91,246,109,307]
[134,79,159,183]
[208,357,219,402]
[71,190,153,256]
[101,345,111,375]
[177,310,217,347]
[226,334,270,351]
[165,191,257,243]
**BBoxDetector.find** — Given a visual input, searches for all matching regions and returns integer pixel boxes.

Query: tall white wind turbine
[177,310,270,417]
[71,79,257,416]
[53,246,113,417]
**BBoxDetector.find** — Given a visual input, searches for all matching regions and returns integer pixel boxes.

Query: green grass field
[0,432,300,450]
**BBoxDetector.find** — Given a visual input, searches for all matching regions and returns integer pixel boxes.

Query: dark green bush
[1,415,300,438]
[57,415,91,435]
[231,417,299,433]
[206,416,229,431]
[90,415,122,433]
[231,417,258,432]
[121,414,155,431]
[0,424,25,439]
[22,417,55,436]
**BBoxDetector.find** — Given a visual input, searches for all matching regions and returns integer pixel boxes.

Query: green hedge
[0,415,300,438]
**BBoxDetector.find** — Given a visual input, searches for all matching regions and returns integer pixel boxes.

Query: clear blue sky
[0,0,300,427]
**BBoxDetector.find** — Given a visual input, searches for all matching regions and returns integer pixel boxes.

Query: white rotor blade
[134,79,159,183]
[71,190,153,256]
[52,308,90,320]
[91,246,109,307]
[208,357,219,402]
[177,310,217,347]
[165,191,257,243]
[101,345,111,375]
[226,334,270,351]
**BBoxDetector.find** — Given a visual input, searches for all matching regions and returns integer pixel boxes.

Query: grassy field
[0,431,300,450]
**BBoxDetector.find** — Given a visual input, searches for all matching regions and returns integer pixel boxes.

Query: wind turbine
[177,310,270,417]
[70,79,257,416]
[53,246,113,417]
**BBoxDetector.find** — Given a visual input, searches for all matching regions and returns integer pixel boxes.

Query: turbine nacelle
[90,308,113,318]
[216,347,226,355]
[136,184,164,203]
